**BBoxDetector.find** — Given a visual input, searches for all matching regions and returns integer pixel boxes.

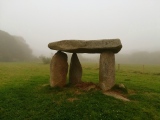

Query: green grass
[0,63,160,120]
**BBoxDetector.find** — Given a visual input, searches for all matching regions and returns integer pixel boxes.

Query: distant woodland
[115,51,160,64]
[0,30,34,62]
[77,51,160,65]
[0,30,160,64]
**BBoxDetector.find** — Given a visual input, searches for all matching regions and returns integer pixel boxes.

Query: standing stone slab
[69,53,82,85]
[50,51,68,87]
[99,51,115,91]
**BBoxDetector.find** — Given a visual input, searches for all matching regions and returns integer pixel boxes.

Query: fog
[0,0,160,60]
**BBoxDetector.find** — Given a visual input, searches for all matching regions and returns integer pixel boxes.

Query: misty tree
[39,55,51,64]
[116,51,160,64]
[0,30,34,62]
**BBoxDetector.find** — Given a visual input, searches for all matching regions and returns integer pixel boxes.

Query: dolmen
[48,39,122,91]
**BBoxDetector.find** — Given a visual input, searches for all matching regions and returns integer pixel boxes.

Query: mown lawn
[0,62,160,120]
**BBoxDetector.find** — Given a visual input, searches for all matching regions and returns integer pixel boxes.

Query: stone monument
[48,39,122,91]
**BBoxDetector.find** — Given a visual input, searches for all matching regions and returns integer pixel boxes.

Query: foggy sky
[0,0,160,56]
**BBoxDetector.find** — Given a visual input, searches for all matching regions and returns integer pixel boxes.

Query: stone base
[99,51,115,91]
[69,53,82,85]
[50,51,68,87]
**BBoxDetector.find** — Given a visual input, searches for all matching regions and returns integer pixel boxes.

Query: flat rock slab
[48,39,122,53]
[104,92,130,102]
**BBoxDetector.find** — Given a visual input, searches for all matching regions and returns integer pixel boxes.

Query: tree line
[0,30,34,62]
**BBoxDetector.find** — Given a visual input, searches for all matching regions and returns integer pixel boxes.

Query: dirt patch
[74,82,100,91]
[73,82,130,102]
[42,84,49,87]
[128,89,136,95]
[67,98,79,102]
[74,90,82,95]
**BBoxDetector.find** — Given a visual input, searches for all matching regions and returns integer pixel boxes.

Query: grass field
[0,62,160,120]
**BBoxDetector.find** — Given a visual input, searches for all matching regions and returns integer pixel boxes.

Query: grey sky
[0,0,160,56]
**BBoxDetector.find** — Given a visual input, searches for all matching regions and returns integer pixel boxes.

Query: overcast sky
[0,0,160,56]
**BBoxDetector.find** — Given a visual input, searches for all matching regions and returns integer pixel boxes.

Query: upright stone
[50,51,68,87]
[99,51,115,91]
[69,53,82,85]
